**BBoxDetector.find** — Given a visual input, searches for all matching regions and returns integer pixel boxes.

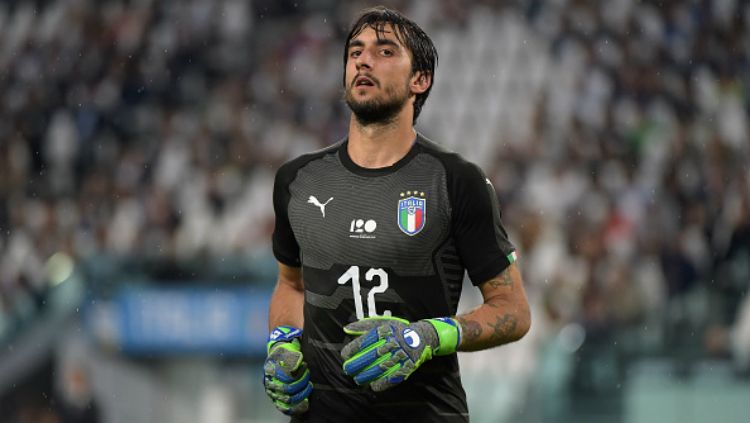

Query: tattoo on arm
[457,317,482,344]
[487,314,518,341]
[487,269,513,290]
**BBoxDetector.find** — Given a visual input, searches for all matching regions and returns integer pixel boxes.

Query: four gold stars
[400,191,426,197]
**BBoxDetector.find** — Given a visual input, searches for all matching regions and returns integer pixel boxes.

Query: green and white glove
[340,316,461,392]
[263,326,313,415]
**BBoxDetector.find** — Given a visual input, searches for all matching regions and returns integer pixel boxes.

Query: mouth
[353,75,376,88]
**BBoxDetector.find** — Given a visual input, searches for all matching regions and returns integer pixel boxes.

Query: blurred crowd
[503,0,750,373]
[0,0,749,378]
[0,0,351,335]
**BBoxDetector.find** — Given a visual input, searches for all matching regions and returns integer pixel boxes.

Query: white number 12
[337,266,392,320]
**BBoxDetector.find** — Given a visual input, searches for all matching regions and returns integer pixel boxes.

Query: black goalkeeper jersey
[272,134,516,423]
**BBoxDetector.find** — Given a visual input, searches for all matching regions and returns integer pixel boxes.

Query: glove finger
[285,368,311,394]
[272,365,297,384]
[288,381,313,404]
[268,378,312,403]
[376,348,407,370]
[270,379,312,415]
[263,365,310,392]
[369,362,403,392]
[343,327,396,374]
[343,342,381,375]
[267,388,291,403]
[370,360,415,392]
[286,398,309,415]
[275,397,309,416]
[352,352,394,385]
[343,317,394,336]
[341,325,383,361]
[264,377,289,394]
[264,367,311,395]
[266,358,307,385]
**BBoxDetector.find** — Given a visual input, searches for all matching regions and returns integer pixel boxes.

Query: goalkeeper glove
[340,316,461,392]
[263,326,313,415]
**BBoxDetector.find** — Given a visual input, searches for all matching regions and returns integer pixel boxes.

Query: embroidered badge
[398,191,426,236]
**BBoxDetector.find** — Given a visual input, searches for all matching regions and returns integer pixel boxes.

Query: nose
[354,50,373,70]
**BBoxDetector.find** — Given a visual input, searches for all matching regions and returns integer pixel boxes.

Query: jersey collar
[338,134,421,177]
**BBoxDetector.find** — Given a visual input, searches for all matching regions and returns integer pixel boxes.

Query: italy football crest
[398,192,426,236]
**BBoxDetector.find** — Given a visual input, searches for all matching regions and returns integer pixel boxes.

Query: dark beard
[345,87,408,126]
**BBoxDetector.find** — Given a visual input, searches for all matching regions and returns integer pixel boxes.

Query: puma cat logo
[308,196,334,218]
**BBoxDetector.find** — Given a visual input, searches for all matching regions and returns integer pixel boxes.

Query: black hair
[344,6,438,124]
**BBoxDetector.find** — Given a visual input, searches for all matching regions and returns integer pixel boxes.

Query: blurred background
[0,0,749,421]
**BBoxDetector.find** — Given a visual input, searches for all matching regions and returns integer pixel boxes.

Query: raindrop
[559,323,585,352]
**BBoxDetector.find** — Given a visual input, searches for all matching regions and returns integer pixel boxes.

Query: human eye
[380,48,394,57]
[349,49,362,58]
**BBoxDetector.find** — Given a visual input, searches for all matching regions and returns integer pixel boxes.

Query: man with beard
[263,6,531,423]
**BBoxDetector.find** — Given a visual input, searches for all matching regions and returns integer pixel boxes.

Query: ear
[410,71,432,95]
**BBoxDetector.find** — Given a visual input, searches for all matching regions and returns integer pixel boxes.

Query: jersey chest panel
[286,153,451,276]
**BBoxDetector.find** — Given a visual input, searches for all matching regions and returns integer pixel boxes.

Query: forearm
[268,279,305,330]
[455,301,529,351]
[454,265,531,352]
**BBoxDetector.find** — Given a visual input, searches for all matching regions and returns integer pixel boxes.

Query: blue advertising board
[100,286,272,356]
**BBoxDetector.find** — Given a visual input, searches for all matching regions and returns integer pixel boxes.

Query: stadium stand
[0,0,748,422]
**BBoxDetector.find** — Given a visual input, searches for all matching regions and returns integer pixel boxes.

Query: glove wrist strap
[424,318,461,356]
[267,325,303,353]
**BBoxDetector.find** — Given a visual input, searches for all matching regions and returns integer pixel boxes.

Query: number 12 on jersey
[337,266,392,320]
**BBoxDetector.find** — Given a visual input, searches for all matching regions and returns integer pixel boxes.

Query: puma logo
[308,196,334,217]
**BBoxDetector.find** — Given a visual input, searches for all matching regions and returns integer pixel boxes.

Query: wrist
[423,318,461,356]
[267,325,303,353]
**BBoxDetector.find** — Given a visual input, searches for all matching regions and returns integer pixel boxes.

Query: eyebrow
[348,38,401,50]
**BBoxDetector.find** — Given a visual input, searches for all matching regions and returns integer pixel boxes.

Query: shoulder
[415,133,486,183]
[275,140,344,185]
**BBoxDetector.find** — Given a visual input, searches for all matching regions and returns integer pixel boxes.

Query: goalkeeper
[264,6,531,423]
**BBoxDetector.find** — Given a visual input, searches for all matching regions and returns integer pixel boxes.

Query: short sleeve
[450,162,515,285]
[272,163,301,267]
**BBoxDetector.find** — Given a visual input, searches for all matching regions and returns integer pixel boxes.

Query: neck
[347,111,417,169]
